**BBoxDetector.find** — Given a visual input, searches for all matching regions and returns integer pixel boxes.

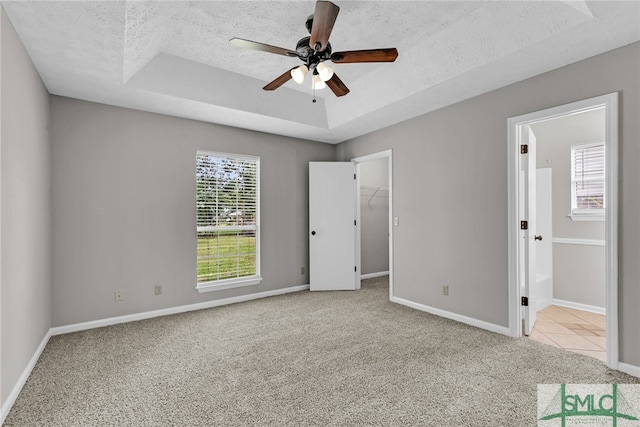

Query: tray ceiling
[3,1,639,143]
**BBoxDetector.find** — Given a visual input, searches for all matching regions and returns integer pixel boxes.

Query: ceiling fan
[230,1,398,99]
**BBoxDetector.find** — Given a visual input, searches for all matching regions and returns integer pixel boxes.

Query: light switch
[394,217,399,226]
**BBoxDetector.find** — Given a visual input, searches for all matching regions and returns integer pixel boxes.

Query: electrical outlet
[154,285,162,296]
[442,285,449,296]
[114,290,124,302]
[301,267,305,275]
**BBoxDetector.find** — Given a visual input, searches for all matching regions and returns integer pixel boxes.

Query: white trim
[351,149,394,301]
[0,330,52,426]
[603,93,619,370]
[197,225,257,232]
[391,296,511,336]
[507,92,619,370]
[2,285,309,421]
[355,163,362,290]
[51,284,309,336]
[618,362,640,379]
[0,11,3,422]
[568,214,605,222]
[360,271,390,280]
[196,150,259,163]
[196,276,262,293]
[507,114,518,338]
[0,290,633,425]
[552,238,605,247]
[552,298,605,315]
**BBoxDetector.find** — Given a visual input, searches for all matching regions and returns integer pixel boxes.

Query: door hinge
[521,296,529,306]
[520,145,528,154]
[355,266,357,272]
[354,220,357,226]
[520,220,528,230]
[354,173,356,179]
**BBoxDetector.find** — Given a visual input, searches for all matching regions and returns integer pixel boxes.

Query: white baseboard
[2,285,309,422]
[360,271,389,280]
[51,284,310,336]
[391,296,511,336]
[618,362,640,379]
[3,283,630,425]
[552,237,605,246]
[552,298,605,315]
[388,297,632,376]
[0,330,52,426]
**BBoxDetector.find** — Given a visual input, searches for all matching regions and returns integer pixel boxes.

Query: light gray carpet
[5,277,638,426]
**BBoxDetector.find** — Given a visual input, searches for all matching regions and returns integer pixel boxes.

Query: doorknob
[311,231,316,236]
[535,235,543,241]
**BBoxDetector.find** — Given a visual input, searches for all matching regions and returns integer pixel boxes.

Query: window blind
[571,143,605,213]
[196,152,259,284]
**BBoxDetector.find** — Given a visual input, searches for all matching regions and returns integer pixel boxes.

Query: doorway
[507,93,618,369]
[352,150,394,299]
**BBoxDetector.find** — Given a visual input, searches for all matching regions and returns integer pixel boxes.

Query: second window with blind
[196,151,261,292]
[570,142,605,221]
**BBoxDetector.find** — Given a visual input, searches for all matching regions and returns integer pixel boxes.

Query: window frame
[569,141,605,222]
[195,150,262,293]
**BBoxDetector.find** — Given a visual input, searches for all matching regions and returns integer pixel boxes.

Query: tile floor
[527,305,606,362]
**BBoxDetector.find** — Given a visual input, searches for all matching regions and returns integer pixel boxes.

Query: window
[570,142,605,221]
[196,151,261,292]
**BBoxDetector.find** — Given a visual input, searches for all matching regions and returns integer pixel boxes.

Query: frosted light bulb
[290,65,308,84]
[316,62,334,82]
[311,74,326,90]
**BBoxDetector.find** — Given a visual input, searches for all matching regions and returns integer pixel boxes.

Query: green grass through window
[197,234,256,282]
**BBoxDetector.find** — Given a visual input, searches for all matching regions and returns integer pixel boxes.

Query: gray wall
[336,42,640,367]
[532,110,605,308]
[359,158,389,275]
[0,7,52,406]
[553,244,604,307]
[50,96,335,327]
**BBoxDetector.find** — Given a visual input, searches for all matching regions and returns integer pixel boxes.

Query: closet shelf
[360,185,388,206]
[360,185,388,191]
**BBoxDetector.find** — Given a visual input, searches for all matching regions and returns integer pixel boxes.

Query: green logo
[539,384,639,426]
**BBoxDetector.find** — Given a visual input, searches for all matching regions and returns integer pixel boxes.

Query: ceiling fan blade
[230,38,300,58]
[326,73,350,97]
[263,67,297,91]
[331,48,398,63]
[309,1,340,52]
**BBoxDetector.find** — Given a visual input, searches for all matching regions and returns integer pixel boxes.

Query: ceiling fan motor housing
[296,36,332,68]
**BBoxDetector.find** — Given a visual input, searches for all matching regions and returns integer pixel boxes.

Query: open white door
[523,126,538,335]
[309,162,356,291]
[536,168,553,311]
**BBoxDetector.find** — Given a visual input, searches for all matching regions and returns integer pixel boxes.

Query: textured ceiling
[3,1,639,144]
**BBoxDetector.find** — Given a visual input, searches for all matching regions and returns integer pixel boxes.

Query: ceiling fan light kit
[230,0,398,99]
[291,65,308,84]
[316,62,334,82]
[312,73,327,90]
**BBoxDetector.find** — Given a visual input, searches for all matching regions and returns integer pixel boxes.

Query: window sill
[196,276,262,293]
[568,214,605,222]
